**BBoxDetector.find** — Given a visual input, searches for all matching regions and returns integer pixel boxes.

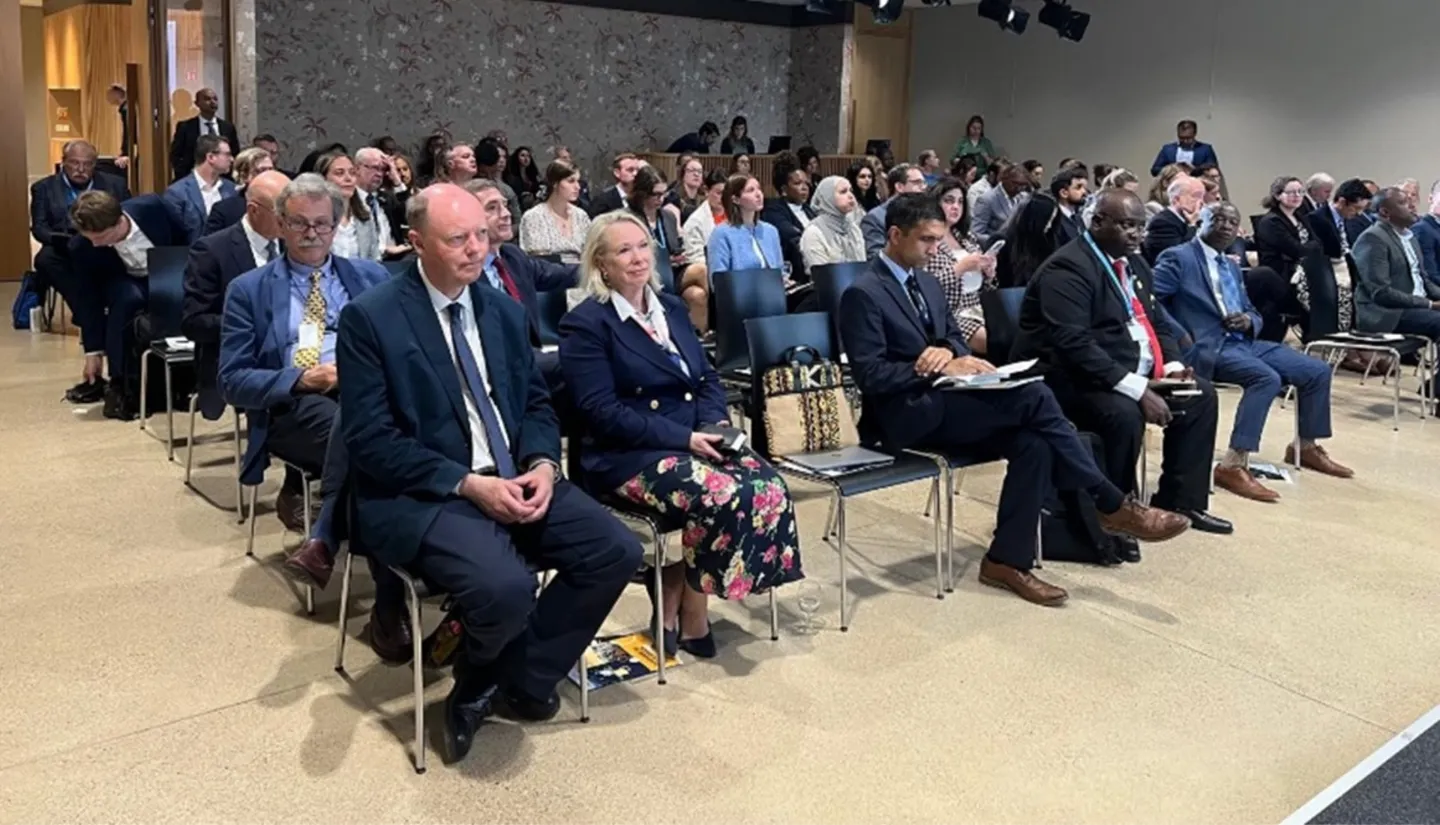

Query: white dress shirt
[331,218,360,259]
[194,171,224,216]
[418,261,509,473]
[1202,242,1233,313]
[1399,229,1428,297]
[199,118,219,137]
[1175,146,1195,165]
[611,287,689,376]
[113,213,154,277]
[1106,255,1184,402]
[240,216,274,269]
[787,201,813,229]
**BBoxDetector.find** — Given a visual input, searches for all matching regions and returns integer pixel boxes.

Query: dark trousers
[411,485,642,699]
[912,382,1119,570]
[1394,307,1440,341]
[1048,377,1218,512]
[35,245,105,355]
[266,393,336,492]
[1243,266,1294,343]
[102,273,147,385]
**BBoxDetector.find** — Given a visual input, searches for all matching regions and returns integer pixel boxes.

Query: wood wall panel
[42,4,133,164]
[1,0,31,280]
[848,7,913,158]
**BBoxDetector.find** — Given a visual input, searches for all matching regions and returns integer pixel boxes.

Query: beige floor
[2,315,1438,825]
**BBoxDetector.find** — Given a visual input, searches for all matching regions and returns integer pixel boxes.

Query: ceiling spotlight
[977,0,1029,34]
[856,0,905,24]
[1039,0,1090,41]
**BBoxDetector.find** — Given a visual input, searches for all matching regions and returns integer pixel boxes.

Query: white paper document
[932,358,1039,390]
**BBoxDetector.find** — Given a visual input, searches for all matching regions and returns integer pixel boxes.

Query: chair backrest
[1300,242,1342,341]
[1249,213,1266,236]
[654,253,677,295]
[711,268,786,372]
[536,288,567,347]
[146,246,191,340]
[535,253,564,264]
[811,261,869,352]
[743,311,837,456]
[980,286,1026,365]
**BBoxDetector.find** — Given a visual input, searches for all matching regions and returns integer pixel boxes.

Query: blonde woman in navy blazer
[559,212,803,659]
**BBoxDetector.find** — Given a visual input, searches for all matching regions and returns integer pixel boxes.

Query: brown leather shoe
[282,539,333,590]
[1213,464,1280,502]
[1097,497,1191,542]
[1284,443,1354,479]
[978,558,1068,606]
[369,604,414,665]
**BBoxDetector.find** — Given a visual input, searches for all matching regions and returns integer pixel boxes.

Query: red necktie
[492,255,522,303]
[1115,258,1164,379]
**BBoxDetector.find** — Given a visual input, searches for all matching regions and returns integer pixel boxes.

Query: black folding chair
[980,286,1027,366]
[711,268,787,379]
[744,311,945,630]
[536,287,567,348]
[811,261,869,358]
[139,247,197,460]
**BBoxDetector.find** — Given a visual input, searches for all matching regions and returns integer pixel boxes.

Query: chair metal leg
[406,579,426,775]
[1034,516,1044,568]
[164,362,176,462]
[233,412,245,520]
[301,475,315,615]
[944,468,956,593]
[245,484,260,557]
[932,475,943,600]
[1290,392,1302,472]
[579,651,590,722]
[1139,429,1151,502]
[837,498,849,632]
[768,587,778,641]
[1391,353,1402,431]
[184,394,199,484]
[333,553,354,672]
[823,496,837,538]
[653,534,667,686]
[139,352,150,431]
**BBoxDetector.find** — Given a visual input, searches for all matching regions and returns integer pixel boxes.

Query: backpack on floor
[1038,431,1126,566]
[11,272,40,330]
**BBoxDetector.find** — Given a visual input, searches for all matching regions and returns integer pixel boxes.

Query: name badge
[298,322,321,350]
[1126,320,1150,345]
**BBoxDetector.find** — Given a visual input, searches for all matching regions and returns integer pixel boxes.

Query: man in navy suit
[70,191,179,419]
[839,194,1190,608]
[861,164,928,258]
[218,174,389,608]
[1153,203,1351,504]
[182,171,290,420]
[337,184,640,763]
[163,134,236,244]
[1050,166,1089,246]
[29,140,131,402]
[1304,177,1371,263]
[201,190,248,237]
[1149,120,1219,177]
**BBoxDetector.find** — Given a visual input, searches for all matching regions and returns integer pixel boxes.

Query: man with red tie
[1013,189,1229,535]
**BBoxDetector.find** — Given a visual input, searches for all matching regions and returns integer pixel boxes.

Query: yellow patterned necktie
[291,270,326,368]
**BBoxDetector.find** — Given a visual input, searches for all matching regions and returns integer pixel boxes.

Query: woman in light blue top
[706,174,784,274]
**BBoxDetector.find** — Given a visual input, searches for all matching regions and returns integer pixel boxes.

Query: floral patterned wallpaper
[252,0,846,177]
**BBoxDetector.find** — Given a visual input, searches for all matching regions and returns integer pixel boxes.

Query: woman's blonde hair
[581,211,661,302]
[1149,163,1187,206]
[233,147,272,186]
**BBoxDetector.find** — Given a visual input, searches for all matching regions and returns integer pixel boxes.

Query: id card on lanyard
[1082,233,1160,374]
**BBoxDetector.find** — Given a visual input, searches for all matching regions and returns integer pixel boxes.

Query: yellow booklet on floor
[567,632,682,690]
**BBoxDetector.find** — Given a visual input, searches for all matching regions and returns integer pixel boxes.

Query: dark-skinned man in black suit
[169,87,240,181]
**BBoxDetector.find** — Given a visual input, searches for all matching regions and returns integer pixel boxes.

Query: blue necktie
[1217,255,1247,339]
[447,303,517,478]
[904,274,933,330]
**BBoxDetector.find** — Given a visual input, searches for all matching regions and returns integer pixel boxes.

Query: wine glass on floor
[795,580,824,635]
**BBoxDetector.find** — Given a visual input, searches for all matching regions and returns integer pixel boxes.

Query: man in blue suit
[70,190,179,419]
[163,134,236,244]
[1152,202,1352,503]
[30,141,132,402]
[1149,120,1219,177]
[861,164,928,258]
[337,184,640,764]
[840,194,1190,608]
[218,174,389,607]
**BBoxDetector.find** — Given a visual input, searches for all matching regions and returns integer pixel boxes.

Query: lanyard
[747,229,769,268]
[1081,233,1135,320]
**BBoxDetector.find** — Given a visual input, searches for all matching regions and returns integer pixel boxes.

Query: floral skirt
[615,451,803,600]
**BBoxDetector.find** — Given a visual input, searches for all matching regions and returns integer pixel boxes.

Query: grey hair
[354,146,385,166]
[1397,177,1419,192]
[581,211,662,302]
[462,178,500,198]
[1166,175,1201,203]
[276,173,345,222]
[61,140,98,158]
[1081,198,1098,228]
[1305,172,1334,193]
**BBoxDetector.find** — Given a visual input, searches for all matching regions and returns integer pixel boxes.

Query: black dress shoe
[1114,536,1142,563]
[102,385,136,421]
[1176,509,1234,535]
[502,688,561,722]
[368,604,413,665]
[65,378,106,404]
[443,678,497,764]
[679,631,717,659]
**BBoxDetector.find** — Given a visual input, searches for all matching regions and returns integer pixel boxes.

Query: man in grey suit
[861,163,928,258]
[972,164,1033,247]
[1352,187,1440,343]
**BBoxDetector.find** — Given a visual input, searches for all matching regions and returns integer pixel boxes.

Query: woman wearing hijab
[800,175,866,274]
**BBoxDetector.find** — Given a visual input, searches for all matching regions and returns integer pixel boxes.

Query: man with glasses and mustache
[219,174,390,631]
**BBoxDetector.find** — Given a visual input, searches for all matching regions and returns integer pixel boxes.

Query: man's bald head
[245,170,291,239]
[195,87,219,119]
[408,184,489,295]
[1090,189,1147,258]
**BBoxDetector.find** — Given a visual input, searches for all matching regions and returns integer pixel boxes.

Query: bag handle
[779,344,825,366]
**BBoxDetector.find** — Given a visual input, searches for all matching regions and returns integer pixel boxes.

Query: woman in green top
[953,115,997,177]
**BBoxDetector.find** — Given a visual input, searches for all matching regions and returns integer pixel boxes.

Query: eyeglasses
[1282,188,1305,196]
[282,217,336,235]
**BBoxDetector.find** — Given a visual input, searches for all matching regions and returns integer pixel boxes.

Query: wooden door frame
[848,9,914,158]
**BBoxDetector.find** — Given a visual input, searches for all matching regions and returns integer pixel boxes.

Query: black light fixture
[976,0,1029,34]
[855,0,905,24]
[1038,0,1090,41]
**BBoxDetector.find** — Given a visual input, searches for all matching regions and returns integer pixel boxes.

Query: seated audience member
[678,169,729,331]
[972,163,1033,248]
[1050,166,1090,245]
[587,153,640,218]
[252,134,291,177]
[994,195,1060,290]
[1150,119,1218,177]
[720,116,756,156]
[1153,203,1351,503]
[520,160,592,264]
[441,143,478,186]
[163,134,236,244]
[626,165,685,273]
[1092,163,1116,190]
[841,194,1190,605]
[1396,178,1421,213]
[337,184,642,762]
[707,174,783,274]
[1201,178,1222,207]
[369,134,400,158]
[475,139,522,225]
[729,153,753,177]
[218,174,389,549]
[967,158,1006,215]
[297,143,347,177]
[314,151,381,262]
[1144,164,1187,219]
[560,211,801,655]
[797,146,821,184]
[952,114,997,178]
[1142,175,1203,265]
[761,159,815,280]
[1101,168,1140,194]
[866,155,891,199]
[1013,189,1230,535]
[847,160,882,214]
[927,177,996,353]
[1299,177,1371,334]
[950,154,980,188]
[1251,176,1311,340]
[29,140,131,402]
[1057,157,1084,172]
[182,171,291,418]
[1021,159,1045,190]
[861,164,929,257]
[1302,173,1334,219]
[204,147,274,235]
[800,175,867,274]
[918,150,943,186]
[1408,179,1440,284]
[667,121,720,154]
[353,147,412,258]
[414,133,449,187]
[664,156,707,224]
[1352,187,1440,347]
[503,146,542,205]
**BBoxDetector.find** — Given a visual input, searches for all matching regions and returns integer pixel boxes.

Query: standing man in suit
[761,160,815,282]
[163,134,236,244]
[69,191,179,419]
[861,163,928,258]
[1352,188,1440,347]
[218,175,390,598]
[1050,166,1089,246]
[1142,175,1203,265]
[338,184,641,762]
[971,164,1033,248]
[1149,120,1219,177]
[181,171,290,419]
[1153,203,1351,502]
[29,140,131,402]
[1013,189,1230,534]
[586,152,640,218]
[169,87,239,181]
[104,85,132,172]
[840,194,1190,607]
